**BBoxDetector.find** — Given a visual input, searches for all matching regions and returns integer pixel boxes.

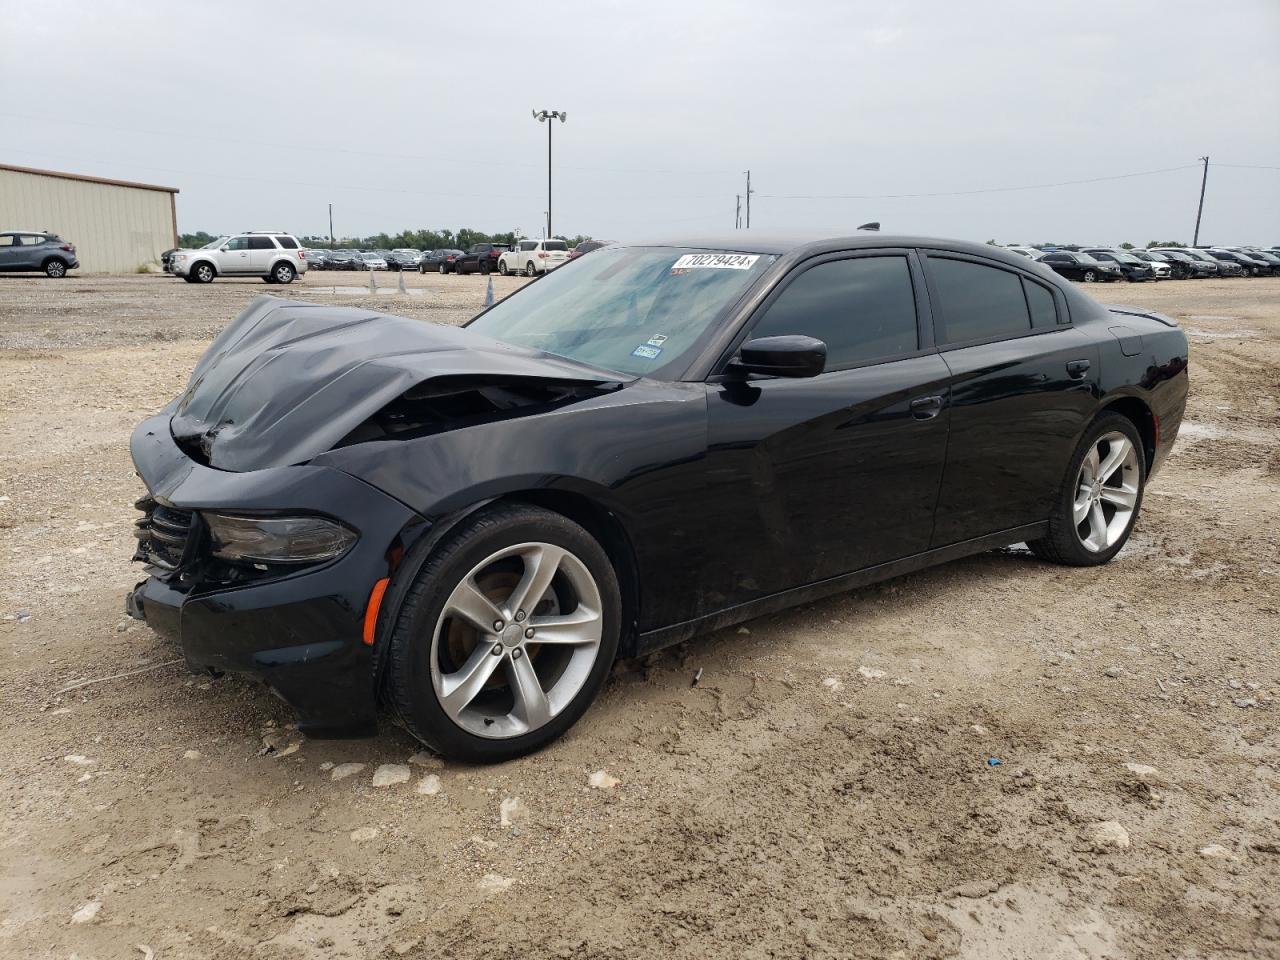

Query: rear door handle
[909,395,945,420]
[1066,359,1091,379]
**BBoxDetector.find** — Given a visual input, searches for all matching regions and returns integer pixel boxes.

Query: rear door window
[248,236,276,250]
[927,256,1032,345]
[749,255,919,370]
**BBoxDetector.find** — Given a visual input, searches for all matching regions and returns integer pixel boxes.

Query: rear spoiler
[1105,305,1179,328]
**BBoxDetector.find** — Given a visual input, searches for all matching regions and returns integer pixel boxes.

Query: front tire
[1028,413,1145,567]
[385,504,621,762]
[192,262,215,283]
[499,261,510,276]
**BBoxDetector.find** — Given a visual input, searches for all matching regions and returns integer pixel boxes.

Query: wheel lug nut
[514,610,526,622]
[493,620,504,631]
[491,644,502,656]
[512,648,523,660]
[525,627,535,639]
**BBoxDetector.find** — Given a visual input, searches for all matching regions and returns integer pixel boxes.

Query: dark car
[322,249,366,271]
[1134,249,1195,280]
[1037,250,1122,283]
[420,248,464,274]
[1201,249,1257,277]
[454,242,511,275]
[125,234,1188,762]
[1233,248,1280,276]
[1151,248,1221,278]
[569,239,613,260]
[0,231,79,277]
[306,250,331,271]
[1081,249,1156,282]
[383,250,417,271]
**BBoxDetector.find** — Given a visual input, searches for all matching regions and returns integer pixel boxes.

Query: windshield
[467,245,777,378]
[201,237,228,249]
[1075,252,1102,265]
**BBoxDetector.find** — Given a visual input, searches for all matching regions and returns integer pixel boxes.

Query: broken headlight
[203,513,357,565]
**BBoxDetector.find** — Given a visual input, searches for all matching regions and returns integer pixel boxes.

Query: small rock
[350,827,379,842]
[16,611,32,623]
[1104,667,1124,679]
[319,761,334,771]
[821,676,843,691]
[1086,820,1130,853]
[408,751,441,768]
[260,731,302,758]
[370,764,410,788]
[1198,843,1236,860]
[736,626,750,635]
[952,879,1000,899]
[499,797,528,828]
[416,774,442,796]
[970,724,989,736]
[1234,697,1257,709]
[857,666,886,680]
[1123,762,1159,778]
[182,749,201,760]
[70,900,101,924]
[476,873,514,894]
[1228,679,1243,690]
[115,622,129,633]
[63,755,94,766]
[331,762,366,781]
[588,770,619,790]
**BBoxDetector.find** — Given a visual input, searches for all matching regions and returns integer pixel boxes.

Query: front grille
[133,496,196,571]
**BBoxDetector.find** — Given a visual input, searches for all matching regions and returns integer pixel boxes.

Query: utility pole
[735,194,742,229]
[1192,156,1209,247]
[744,170,753,229]
[328,203,335,250]
[532,110,567,239]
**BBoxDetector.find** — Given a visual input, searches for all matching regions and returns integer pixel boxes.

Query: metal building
[0,163,179,273]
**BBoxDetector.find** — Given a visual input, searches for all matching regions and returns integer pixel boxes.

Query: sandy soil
[1,271,1277,960]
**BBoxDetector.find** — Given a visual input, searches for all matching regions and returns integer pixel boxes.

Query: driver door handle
[909,395,945,420]
[1066,359,1091,379]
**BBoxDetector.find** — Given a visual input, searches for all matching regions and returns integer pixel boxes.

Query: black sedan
[1037,250,1123,282]
[125,234,1188,761]
[420,248,464,274]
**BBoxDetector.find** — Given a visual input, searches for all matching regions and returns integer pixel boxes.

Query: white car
[171,232,308,284]
[392,248,422,266]
[1004,245,1043,260]
[498,238,571,276]
[360,252,388,271]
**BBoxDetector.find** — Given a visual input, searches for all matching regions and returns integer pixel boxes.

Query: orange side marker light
[363,577,391,646]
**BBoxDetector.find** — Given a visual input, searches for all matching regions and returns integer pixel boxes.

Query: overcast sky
[3,1,1278,246]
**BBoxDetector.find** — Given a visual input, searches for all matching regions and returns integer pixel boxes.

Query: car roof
[637,232,1039,267]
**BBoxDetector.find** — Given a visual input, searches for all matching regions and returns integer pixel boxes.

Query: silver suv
[170,232,308,284]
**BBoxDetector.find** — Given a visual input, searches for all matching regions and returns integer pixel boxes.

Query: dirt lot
[1,270,1277,960]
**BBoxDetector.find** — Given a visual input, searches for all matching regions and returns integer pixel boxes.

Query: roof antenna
[857,221,881,232]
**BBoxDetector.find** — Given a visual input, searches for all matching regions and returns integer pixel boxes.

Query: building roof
[0,162,179,195]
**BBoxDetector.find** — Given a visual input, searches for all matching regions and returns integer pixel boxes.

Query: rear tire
[525,261,536,277]
[385,503,621,762]
[1028,413,1145,567]
[272,261,296,284]
[43,258,67,278]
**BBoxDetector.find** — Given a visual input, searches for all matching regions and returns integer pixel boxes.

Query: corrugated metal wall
[0,168,176,273]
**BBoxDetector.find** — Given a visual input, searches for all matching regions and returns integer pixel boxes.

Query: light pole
[532,109,566,239]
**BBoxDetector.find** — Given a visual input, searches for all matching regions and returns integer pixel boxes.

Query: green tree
[1119,242,1135,250]
[1147,240,1186,248]
[178,231,218,248]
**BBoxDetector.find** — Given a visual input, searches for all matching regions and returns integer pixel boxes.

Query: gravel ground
[1,271,1277,960]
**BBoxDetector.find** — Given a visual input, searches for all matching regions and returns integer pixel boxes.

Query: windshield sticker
[631,344,663,360]
[646,334,668,347]
[671,253,760,272]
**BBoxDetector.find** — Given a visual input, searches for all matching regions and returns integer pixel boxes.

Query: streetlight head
[532,109,539,120]
[558,111,567,123]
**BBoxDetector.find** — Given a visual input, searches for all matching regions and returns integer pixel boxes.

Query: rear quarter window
[274,236,298,249]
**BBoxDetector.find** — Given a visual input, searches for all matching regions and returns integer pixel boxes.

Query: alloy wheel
[1073,431,1139,552]
[429,542,604,739]
[1083,270,1096,282]
[46,260,65,278]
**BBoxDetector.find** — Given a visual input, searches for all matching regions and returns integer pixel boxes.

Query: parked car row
[1004,243,1280,282]
[306,239,615,277]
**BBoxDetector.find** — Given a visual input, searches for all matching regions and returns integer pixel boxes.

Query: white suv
[171,232,308,284]
[498,238,570,276]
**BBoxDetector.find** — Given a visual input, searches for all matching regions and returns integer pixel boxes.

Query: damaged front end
[126,297,627,736]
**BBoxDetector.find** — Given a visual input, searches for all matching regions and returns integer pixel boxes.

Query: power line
[1211,162,1280,171]
[757,164,1202,200]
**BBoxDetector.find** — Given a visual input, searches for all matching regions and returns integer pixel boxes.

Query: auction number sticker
[671,253,759,272]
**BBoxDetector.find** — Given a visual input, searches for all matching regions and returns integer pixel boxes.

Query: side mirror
[732,335,826,378]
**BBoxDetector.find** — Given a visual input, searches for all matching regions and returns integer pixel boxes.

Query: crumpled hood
[169,296,625,472]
